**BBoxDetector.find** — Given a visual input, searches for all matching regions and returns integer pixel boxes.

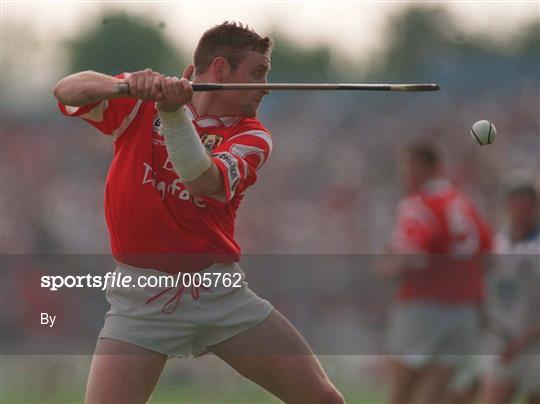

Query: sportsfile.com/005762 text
[40,272,242,291]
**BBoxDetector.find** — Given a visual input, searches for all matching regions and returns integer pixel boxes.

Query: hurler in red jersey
[54,22,344,404]
[377,141,492,404]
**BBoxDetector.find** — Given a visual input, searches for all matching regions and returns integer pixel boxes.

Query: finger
[182,64,195,80]
[150,74,161,100]
[171,76,182,100]
[143,73,155,100]
[180,78,193,100]
[160,76,169,99]
[136,74,147,98]
[165,76,178,100]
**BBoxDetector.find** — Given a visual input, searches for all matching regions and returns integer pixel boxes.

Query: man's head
[193,22,273,117]
[504,182,539,240]
[399,141,441,192]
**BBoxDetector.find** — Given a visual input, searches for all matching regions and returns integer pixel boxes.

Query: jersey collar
[185,104,240,128]
[421,178,452,194]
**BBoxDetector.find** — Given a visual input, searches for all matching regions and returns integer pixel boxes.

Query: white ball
[471,120,497,145]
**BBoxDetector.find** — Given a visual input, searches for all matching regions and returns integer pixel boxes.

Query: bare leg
[387,358,420,404]
[208,310,344,404]
[481,377,518,404]
[446,380,480,404]
[85,338,167,404]
[415,362,455,404]
[527,392,540,404]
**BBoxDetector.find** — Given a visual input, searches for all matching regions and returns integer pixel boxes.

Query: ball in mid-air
[470,120,497,145]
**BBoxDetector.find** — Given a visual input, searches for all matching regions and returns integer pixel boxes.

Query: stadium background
[1,2,538,403]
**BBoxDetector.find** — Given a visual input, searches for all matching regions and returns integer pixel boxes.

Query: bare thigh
[387,359,421,404]
[415,362,455,404]
[481,377,518,404]
[527,392,540,404]
[208,309,344,404]
[85,338,167,404]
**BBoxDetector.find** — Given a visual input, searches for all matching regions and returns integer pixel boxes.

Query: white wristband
[159,107,212,182]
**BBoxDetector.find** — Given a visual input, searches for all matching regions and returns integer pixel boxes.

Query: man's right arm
[53,68,164,106]
[53,71,125,107]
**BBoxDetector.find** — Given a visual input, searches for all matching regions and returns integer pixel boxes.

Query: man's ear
[210,57,231,82]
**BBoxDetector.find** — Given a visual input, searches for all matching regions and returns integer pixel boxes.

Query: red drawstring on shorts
[144,284,211,314]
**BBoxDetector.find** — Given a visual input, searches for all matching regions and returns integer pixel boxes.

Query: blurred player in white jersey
[481,182,540,404]
[54,22,343,404]
[377,142,492,404]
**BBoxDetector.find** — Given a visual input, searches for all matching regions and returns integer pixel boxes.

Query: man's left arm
[159,105,271,203]
[183,163,226,200]
[159,108,271,203]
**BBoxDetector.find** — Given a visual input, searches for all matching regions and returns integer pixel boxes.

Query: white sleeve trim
[231,144,267,170]
[64,100,109,121]
[79,100,109,122]
[64,105,81,115]
[214,151,241,199]
[112,99,143,141]
[227,130,273,153]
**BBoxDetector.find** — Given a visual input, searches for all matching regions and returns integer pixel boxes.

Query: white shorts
[99,262,273,358]
[386,301,480,369]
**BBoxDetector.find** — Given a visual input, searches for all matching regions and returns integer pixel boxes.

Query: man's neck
[189,93,218,117]
[190,76,230,117]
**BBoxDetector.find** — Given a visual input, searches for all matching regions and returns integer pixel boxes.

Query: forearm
[53,71,124,106]
[183,163,224,198]
[159,108,224,198]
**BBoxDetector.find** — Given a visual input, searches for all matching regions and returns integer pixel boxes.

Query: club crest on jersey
[152,115,162,132]
[201,134,224,153]
[152,115,166,146]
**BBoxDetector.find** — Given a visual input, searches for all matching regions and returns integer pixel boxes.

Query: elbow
[52,80,66,103]
[183,163,224,198]
[52,71,94,106]
[53,78,76,105]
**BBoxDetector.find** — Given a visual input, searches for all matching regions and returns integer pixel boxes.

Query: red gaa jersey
[390,179,492,304]
[58,74,272,273]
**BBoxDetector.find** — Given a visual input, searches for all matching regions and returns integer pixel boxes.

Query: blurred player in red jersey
[53,22,343,404]
[377,142,492,404]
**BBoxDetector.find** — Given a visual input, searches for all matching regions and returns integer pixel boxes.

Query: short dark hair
[505,183,539,202]
[404,141,440,170]
[194,21,273,74]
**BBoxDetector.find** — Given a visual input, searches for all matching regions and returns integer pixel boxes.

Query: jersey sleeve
[204,128,272,205]
[57,73,143,141]
[390,197,438,253]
